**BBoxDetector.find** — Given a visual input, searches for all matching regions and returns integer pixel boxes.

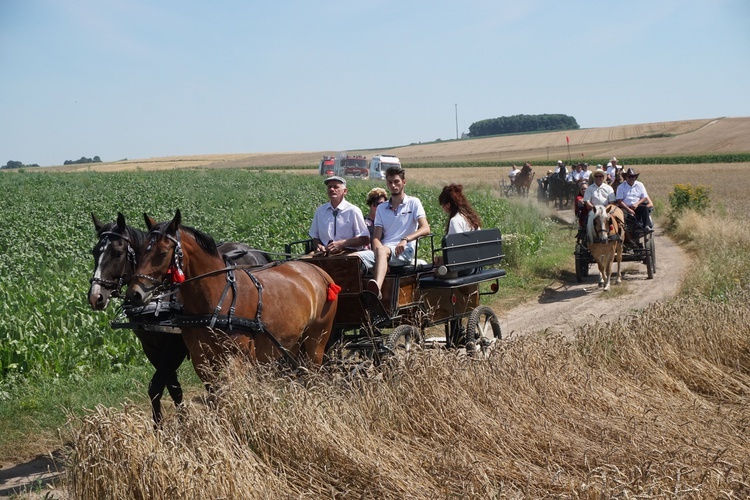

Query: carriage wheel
[575,255,584,283]
[644,240,654,280]
[647,233,656,274]
[385,325,419,357]
[465,306,502,357]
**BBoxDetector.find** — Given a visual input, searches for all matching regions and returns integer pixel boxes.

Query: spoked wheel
[644,239,654,280]
[465,306,502,357]
[647,233,656,274]
[385,325,420,357]
[575,256,584,283]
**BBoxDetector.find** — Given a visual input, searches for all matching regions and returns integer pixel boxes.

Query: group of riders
[511,158,654,246]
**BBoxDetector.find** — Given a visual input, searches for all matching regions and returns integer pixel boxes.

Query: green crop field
[0,169,553,385]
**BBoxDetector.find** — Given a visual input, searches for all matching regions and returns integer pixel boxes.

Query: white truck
[368,154,401,180]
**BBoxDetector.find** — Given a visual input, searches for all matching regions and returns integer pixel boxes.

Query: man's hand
[394,238,408,256]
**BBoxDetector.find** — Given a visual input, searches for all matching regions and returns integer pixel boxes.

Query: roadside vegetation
[1,165,748,497]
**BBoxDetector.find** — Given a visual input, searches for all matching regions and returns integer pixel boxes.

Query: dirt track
[500,210,688,340]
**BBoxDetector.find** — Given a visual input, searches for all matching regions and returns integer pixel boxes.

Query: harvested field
[46,117,750,172]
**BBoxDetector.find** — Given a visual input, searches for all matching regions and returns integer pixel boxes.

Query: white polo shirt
[375,195,426,247]
[616,180,649,207]
[309,199,369,249]
[583,183,615,207]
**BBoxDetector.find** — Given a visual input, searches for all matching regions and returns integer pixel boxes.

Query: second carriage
[574,213,656,283]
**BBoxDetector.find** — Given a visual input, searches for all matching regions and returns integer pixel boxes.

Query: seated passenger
[357,166,430,299]
[363,187,388,244]
[616,168,653,231]
[574,181,590,232]
[309,176,369,255]
[435,183,482,274]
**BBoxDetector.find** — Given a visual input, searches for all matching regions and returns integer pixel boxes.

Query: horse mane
[150,221,219,257]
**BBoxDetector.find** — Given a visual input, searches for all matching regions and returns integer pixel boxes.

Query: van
[369,154,401,180]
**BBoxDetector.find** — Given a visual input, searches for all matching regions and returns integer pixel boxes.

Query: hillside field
[44,116,750,172]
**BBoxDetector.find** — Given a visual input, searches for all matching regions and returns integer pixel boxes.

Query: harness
[137,228,300,365]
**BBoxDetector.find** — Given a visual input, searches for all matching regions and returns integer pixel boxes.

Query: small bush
[667,183,710,228]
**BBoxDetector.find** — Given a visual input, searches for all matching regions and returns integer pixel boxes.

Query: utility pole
[455,104,459,139]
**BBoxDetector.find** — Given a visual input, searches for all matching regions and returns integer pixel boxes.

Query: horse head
[88,212,144,310]
[587,205,611,244]
[126,210,186,307]
[126,210,222,307]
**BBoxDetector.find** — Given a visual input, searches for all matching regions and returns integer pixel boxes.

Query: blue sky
[2,0,748,166]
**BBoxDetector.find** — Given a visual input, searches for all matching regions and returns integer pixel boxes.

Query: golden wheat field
[68,294,750,498]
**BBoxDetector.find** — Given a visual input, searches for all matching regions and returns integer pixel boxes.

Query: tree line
[469,114,579,137]
[2,156,103,169]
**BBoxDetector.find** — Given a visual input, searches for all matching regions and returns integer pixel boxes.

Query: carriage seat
[420,228,506,288]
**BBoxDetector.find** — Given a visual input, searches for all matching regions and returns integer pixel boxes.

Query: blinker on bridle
[90,230,137,295]
[138,229,185,286]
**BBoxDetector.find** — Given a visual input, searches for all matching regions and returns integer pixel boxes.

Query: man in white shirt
[358,167,430,299]
[583,168,616,210]
[309,176,370,255]
[616,168,653,230]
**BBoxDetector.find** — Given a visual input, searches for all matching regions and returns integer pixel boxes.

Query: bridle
[89,230,137,297]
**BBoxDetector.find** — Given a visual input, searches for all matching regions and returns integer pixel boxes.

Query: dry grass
[66,292,750,498]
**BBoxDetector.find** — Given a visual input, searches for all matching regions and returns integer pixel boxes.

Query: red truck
[333,153,368,178]
[318,155,335,176]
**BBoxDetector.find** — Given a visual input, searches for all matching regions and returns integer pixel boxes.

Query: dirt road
[500,210,688,340]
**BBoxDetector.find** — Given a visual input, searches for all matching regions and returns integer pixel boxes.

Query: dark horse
[514,163,535,197]
[125,210,338,387]
[547,163,577,209]
[89,212,269,424]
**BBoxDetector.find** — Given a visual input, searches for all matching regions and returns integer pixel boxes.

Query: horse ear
[92,213,104,232]
[144,213,156,230]
[168,209,181,233]
[116,212,127,230]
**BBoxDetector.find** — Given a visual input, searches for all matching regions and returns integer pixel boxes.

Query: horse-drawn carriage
[285,228,506,360]
[574,209,656,283]
[91,211,506,423]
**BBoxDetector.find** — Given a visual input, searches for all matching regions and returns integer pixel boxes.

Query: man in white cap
[309,176,369,255]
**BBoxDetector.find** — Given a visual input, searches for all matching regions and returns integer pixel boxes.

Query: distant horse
[586,204,625,291]
[610,169,623,193]
[89,212,269,424]
[125,210,338,387]
[547,163,577,209]
[514,163,535,197]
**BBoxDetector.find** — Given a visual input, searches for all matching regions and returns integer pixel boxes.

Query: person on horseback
[309,176,370,255]
[508,165,520,187]
[616,168,653,231]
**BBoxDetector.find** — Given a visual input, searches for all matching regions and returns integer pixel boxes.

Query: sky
[1,0,749,167]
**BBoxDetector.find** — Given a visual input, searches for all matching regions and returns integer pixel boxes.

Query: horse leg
[147,372,166,425]
[603,254,613,291]
[614,242,623,284]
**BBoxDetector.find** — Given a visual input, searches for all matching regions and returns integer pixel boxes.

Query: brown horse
[514,163,535,197]
[89,212,270,423]
[125,210,338,385]
[586,204,625,291]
